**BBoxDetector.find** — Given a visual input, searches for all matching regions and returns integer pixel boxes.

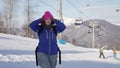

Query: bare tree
[113,38,120,51]
[21,0,31,37]
[5,0,14,34]
[22,0,37,38]
[0,0,14,34]
[0,12,4,33]
[0,0,8,33]
[27,0,32,37]
[0,0,19,34]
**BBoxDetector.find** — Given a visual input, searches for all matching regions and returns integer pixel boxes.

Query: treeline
[0,0,38,38]
[0,0,120,50]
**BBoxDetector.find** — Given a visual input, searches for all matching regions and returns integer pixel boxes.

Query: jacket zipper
[46,29,53,55]
[46,30,50,54]
[46,30,48,39]
[49,31,51,54]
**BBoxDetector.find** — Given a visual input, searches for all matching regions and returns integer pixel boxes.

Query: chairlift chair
[74,18,83,26]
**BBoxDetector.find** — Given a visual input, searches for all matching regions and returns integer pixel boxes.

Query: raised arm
[54,19,66,33]
[29,18,41,32]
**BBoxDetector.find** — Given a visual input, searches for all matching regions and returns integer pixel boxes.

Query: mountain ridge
[63,19,120,50]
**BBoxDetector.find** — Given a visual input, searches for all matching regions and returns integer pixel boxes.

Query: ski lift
[116,8,120,12]
[86,4,90,7]
[88,29,91,34]
[74,17,83,26]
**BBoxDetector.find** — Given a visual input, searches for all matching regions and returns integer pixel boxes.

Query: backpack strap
[58,47,61,64]
[35,46,39,66]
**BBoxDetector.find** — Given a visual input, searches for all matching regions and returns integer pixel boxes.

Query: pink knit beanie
[44,11,53,20]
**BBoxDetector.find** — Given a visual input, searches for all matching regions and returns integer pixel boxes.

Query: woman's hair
[38,16,57,35]
[41,15,55,27]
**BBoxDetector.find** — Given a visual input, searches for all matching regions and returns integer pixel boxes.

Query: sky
[31,0,120,25]
[0,0,120,26]
[37,0,120,25]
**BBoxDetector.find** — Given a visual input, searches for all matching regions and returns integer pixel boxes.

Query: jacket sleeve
[54,19,66,33]
[29,18,41,32]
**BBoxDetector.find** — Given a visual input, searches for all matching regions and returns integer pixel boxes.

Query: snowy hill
[63,19,120,49]
[0,33,120,68]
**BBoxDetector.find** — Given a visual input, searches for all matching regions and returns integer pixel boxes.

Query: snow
[0,33,120,68]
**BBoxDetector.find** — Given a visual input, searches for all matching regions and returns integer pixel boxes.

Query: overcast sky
[0,0,120,26]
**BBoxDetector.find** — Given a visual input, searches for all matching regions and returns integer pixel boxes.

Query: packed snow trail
[0,33,120,68]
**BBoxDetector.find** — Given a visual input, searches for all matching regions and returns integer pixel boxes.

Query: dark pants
[99,52,105,59]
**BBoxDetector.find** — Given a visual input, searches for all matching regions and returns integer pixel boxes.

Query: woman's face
[45,18,52,25]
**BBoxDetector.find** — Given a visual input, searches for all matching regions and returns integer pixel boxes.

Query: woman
[29,11,66,68]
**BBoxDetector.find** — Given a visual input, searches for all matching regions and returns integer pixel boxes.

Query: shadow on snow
[0,60,120,68]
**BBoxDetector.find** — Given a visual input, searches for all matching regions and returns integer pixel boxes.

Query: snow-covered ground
[0,33,120,68]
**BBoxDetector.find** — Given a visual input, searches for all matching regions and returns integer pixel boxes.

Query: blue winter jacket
[29,18,66,55]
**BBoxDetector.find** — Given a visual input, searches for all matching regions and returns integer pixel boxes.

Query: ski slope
[0,33,120,68]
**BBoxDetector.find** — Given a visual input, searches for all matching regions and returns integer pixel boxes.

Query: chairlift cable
[38,0,57,11]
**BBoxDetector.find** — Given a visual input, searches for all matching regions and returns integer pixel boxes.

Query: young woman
[29,11,66,68]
